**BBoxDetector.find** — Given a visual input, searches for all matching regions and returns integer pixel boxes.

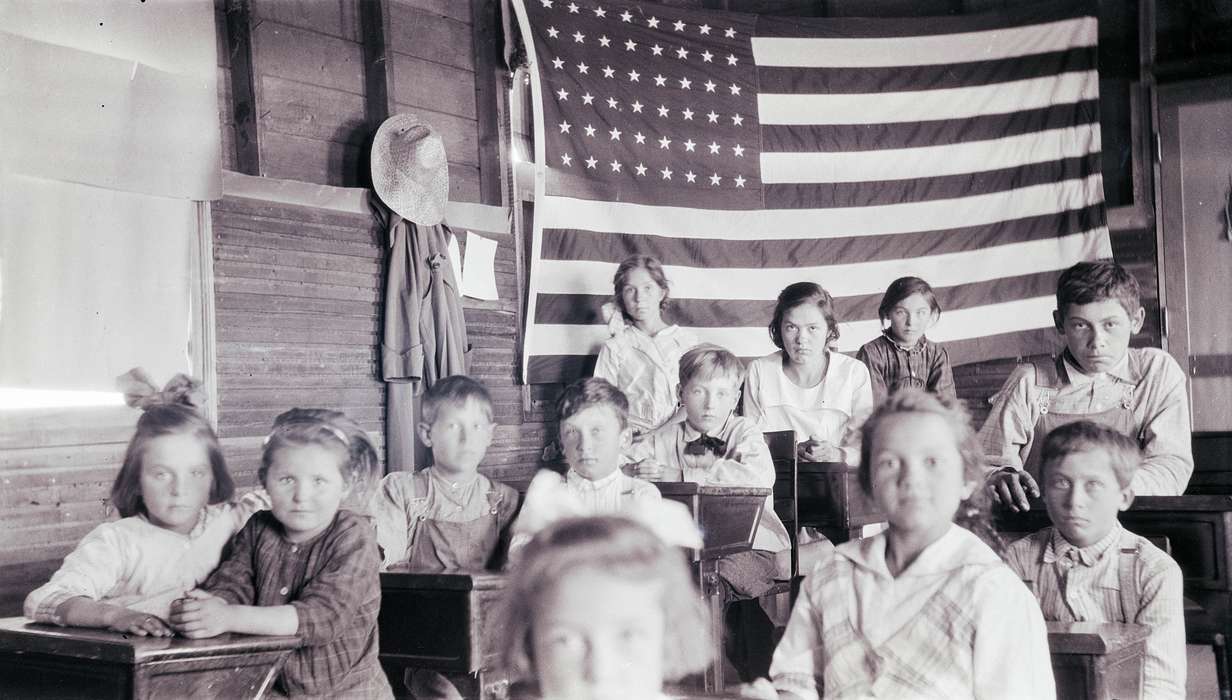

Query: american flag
[511,0,1109,383]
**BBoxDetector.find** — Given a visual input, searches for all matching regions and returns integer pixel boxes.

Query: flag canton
[526,0,760,195]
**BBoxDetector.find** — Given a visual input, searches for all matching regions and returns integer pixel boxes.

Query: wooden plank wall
[387,0,484,203]
[0,409,137,616]
[211,194,387,485]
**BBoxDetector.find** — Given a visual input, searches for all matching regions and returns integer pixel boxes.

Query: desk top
[380,570,506,591]
[0,617,300,664]
[653,483,771,498]
[1046,621,1151,655]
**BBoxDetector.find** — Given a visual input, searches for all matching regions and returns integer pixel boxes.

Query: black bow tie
[684,434,726,457]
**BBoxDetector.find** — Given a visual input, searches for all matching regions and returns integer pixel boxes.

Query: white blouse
[593,324,697,435]
[24,490,269,623]
[743,351,874,465]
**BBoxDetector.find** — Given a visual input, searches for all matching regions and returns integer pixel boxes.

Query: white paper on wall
[460,232,500,301]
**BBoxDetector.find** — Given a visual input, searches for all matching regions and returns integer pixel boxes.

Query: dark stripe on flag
[757,47,1097,95]
[528,354,598,386]
[754,0,1095,39]
[539,205,1106,267]
[764,154,1102,209]
[546,167,764,209]
[760,100,1099,153]
[945,327,1060,367]
[534,271,1061,328]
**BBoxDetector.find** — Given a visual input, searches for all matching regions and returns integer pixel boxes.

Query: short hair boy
[511,378,660,549]
[981,260,1192,511]
[1005,421,1185,699]
[370,375,519,571]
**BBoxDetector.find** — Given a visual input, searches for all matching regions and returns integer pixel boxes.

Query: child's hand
[105,608,174,637]
[630,458,667,481]
[987,468,1040,512]
[169,589,231,638]
[798,437,841,463]
[681,450,718,472]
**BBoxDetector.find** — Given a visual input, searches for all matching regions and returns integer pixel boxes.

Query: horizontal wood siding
[389,0,482,203]
[212,194,387,485]
[236,0,370,186]
[0,408,137,616]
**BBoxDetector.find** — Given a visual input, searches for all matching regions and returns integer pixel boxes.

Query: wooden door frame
[1154,77,1232,379]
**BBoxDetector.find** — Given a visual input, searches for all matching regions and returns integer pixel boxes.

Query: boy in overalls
[1006,421,1185,698]
[981,260,1192,511]
[370,375,519,698]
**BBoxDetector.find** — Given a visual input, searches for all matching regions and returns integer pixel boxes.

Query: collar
[882,331,929,353]
[840,524,999,578]
[680,414,734,442]
[1061,351,1133,385]
[1044,523,1122,568]
[566,467,622,491]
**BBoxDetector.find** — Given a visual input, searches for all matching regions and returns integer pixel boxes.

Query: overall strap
[1117,541,1141,623]
[1028,357,1063,415]
[1020,529,1054,595]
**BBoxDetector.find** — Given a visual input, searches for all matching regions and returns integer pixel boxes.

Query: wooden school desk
[1047,621,1149,700]
[0,616,299,699]
[656,482,769,694]
[378,570,507,700]
[376,483,767,699]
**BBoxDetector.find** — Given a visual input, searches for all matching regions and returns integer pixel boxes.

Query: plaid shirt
[855,333,956,404]
[204,510,392,699]
[771,525,1054,699]
[1005,525,1186,699]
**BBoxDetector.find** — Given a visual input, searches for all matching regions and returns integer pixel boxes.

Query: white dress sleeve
[23,522,131,624]
[970,568,1056,699]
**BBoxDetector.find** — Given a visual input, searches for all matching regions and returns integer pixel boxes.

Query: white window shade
[0,0,218,402]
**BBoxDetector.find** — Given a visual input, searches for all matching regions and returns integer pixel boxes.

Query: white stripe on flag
[751,17,1096,68]
[538,175,1103,240]
[533,228,1111,299]
[760,124,1101,184]
[526,296,1059,357]
[758,72,1098,126]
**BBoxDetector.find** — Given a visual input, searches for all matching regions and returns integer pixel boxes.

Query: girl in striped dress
[769,389,1054,699]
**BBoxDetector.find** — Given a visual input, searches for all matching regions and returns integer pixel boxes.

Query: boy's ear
[416,422,433,448]
[1052,308,1065,333]
[620,426,633,451]
[1129,306,1146,334]
[1119,486,1135,512]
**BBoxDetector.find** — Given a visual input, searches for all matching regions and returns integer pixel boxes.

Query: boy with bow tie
[628,344,797,681]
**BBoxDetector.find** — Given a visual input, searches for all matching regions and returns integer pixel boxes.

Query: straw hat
[371,114,449,225]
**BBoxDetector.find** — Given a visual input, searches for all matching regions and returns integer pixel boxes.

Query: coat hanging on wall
[372,115,468,472]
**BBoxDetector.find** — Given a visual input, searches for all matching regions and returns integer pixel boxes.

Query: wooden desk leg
[699,560,726,695]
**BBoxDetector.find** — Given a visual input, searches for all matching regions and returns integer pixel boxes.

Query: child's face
[265,444,351,543]
[619,267,666,327]
[780,303,831,364]
[533,567,665,700]
[1054,299,1145,374]
[418,398,494,476]
[869,412,974,543]
[560,405,631,481]
[679,374,740,435]
[885,292,936,346]
[140,434,215,535]
[1042,449,1133,548]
